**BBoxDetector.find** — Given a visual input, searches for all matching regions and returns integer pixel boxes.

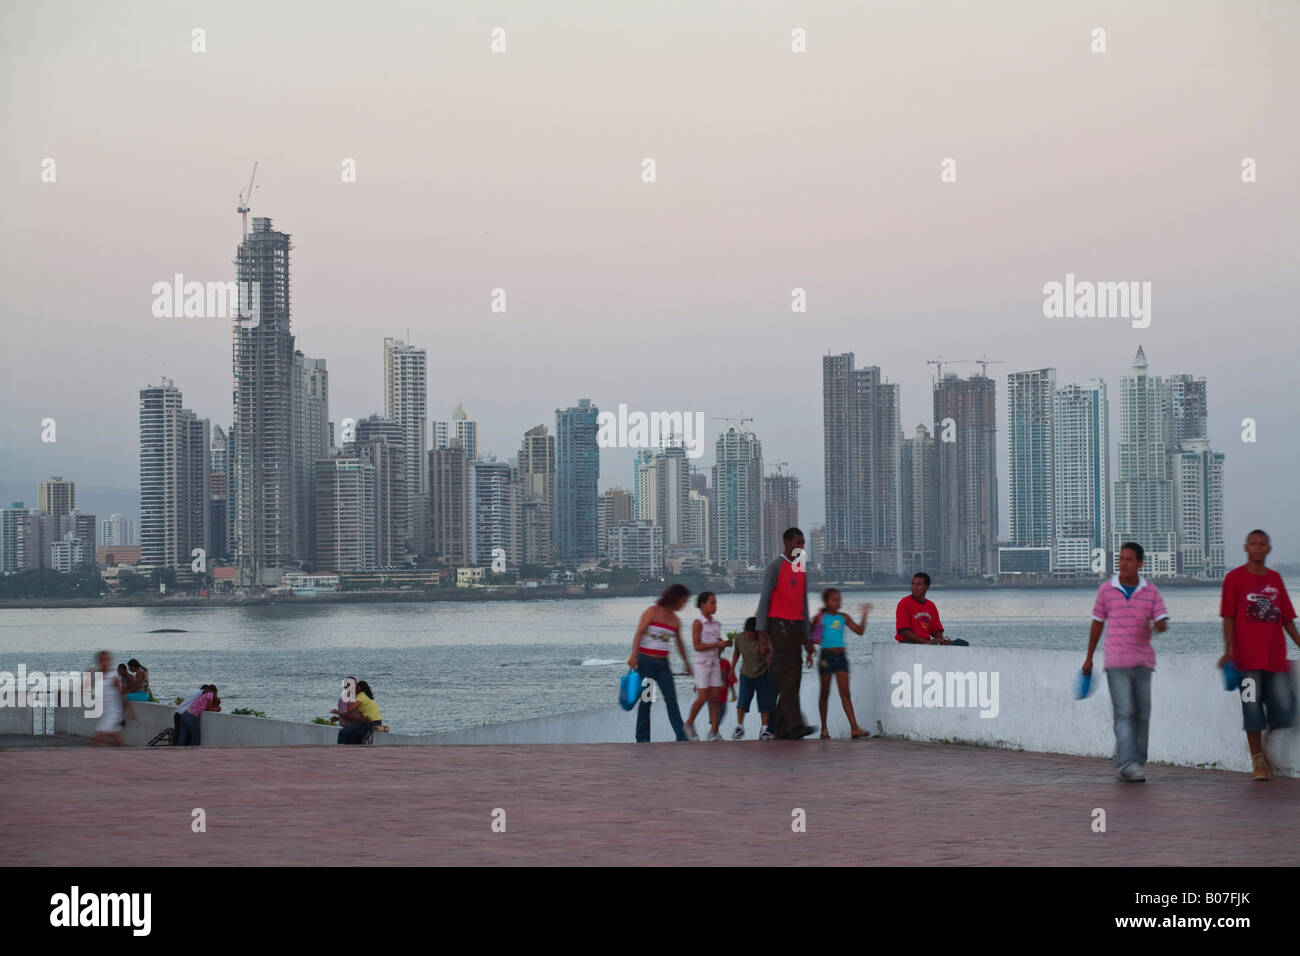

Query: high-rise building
[1112,347,1177,576]
[37,477,75,519]
[293,352,329,562]
[900,425,939,574]
[610,520,664,579]
[822,353,902,578]
[1001,368,1055,574]
[58,511,97,568]
[636,444,693,548]
[314,457,376,571]
[598,488,633,559]
[516,424,556,567]
[434,403,478,462]
[101,514,136,548]
[1,503,31,573]
[556,400,600,562]
[1171,438,1225,579]
[429,439,470,567]
[139,379,210,574]
[1053,380,1110,574]
[383,338,428,555]
[633,449,655,520]
[1163,373,1208,448]
[352,415,408,568]
[712,425,764,568]
[208,426,229,559]
[934,372,998,577]
[20,509,56,571]
[233,217,296,586]
[470,458,516,568]
[686,488,712,564]
[762,470,800,561]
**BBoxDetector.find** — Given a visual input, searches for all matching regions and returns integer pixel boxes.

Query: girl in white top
[686,592,732,740]
[91,650,130,747]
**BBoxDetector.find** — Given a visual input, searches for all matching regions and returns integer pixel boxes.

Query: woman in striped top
[626,583,694,742]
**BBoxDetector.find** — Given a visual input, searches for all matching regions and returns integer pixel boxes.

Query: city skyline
[3,2,1295,559]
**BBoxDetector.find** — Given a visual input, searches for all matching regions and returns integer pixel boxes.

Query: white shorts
[694,654,723,689]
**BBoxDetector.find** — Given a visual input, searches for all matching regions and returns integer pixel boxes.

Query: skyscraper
[712,425,763,568]
[1053,380,1111,574]
[233,217,296,586]
[429,439,470,567]
[293,352,329,563]
[516,424,556,567]
[383,338,428,556]
[435,403,478,463]
[900,424,938,574]
[37,477,75,519]
[822,353,902,579]
[314,457,376,571]
[555,399,600,562]
[352,415,408,568]
[1171,438,1225,579]
[762,470,800,561]
[1163,373,1208,449]
[470,459,516,569]
[1112,346,1176,576]
[1001,368,1055,574]
[139,379,210,574]
[0,503,30,573]
[934,372,998,577]
[101,514,137,548]
[598,488,633,559]
[208,426,229,559]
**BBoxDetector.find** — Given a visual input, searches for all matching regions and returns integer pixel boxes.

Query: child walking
[686,592,732,740]
[812,589,872,739]
[730,616,776,740]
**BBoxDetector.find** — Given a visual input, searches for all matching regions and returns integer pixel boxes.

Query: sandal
[851,729,871,739]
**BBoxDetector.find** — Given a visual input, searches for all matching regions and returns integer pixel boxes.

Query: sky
[2,0,1298,558]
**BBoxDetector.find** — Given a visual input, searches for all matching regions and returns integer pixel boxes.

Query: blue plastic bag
[1072,668,1093,700]
[1222,661,1242,692]
[619,668,641,711]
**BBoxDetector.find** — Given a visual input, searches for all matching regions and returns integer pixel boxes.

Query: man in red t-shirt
[1219,529,1300,780]
[896,572,955,645]
[756,527,814,739]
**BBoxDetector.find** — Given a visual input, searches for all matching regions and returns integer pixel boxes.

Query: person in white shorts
[685,592,732,740]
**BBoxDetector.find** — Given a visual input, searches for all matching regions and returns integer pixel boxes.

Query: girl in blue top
[812,588,872,739]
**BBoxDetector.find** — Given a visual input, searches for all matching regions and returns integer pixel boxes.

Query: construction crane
[768,460,791,474]
[926,357,970,380]
[711,415,754,428]
[972,355,1005,377]
[237,162,259,240]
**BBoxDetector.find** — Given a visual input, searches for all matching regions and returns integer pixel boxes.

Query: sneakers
[684,726,699,741]
[1252,753,1270,781]
[1117,762,1146,782]
[731,725,745,740]
[759,728,775,740]
[706,730,723,741]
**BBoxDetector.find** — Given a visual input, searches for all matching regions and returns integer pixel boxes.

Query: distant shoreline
[0,577,1223,610]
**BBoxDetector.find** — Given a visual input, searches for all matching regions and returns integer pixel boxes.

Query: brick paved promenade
[5,738,1298,866]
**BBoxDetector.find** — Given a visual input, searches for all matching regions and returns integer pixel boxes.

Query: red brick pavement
[5,739,1298,866]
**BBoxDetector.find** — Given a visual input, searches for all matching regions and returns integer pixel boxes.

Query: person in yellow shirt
[336,679,383,744]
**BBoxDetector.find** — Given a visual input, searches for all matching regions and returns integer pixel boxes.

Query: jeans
[635,653,688,742]
[338,721,377,744]
[179,711,202,747]
[172,713,182,746]
[737,671,776,714]
[1106,666,1152,769]
[768,618,808,736]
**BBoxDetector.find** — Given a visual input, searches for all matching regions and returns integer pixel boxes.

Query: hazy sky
[2,1,1298,558]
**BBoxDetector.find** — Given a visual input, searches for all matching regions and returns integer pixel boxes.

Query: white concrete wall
[43,646,1297,776]
[0,706,34,734]
[871,643,1299,776]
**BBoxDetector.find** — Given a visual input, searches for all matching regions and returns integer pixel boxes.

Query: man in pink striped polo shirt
[1082,542,1171,782]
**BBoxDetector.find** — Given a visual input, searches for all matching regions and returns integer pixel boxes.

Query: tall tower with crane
[236,162,258,241]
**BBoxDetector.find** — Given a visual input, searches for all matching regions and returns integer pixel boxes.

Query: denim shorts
[737,671,776,713]
[818,649,849,675]
[1238,669,1296,732]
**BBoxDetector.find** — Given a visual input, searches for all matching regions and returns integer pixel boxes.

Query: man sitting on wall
[895,572,967,646]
